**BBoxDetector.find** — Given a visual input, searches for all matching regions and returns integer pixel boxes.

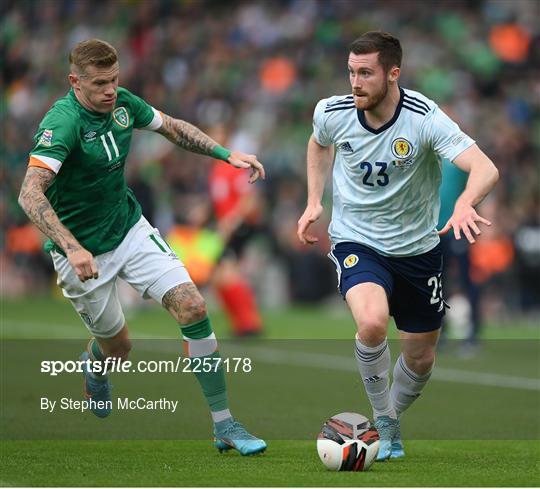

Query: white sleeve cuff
[30,154,63,173]
[142,107,163,131]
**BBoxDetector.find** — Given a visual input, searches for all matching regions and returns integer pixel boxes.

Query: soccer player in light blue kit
[297,32,499,461]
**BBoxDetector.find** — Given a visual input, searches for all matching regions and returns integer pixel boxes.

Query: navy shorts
[329,242,446,333]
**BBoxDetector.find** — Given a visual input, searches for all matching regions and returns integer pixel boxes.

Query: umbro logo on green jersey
[113,107,130,128]
[84,131,97,142]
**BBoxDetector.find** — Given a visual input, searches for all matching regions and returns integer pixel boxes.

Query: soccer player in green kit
[18,39,266,455]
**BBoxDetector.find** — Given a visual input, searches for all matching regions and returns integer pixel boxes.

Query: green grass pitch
[2,440,539,487]
[1,296,539,487]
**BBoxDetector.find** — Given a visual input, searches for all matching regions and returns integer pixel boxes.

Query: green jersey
[29,87,162,256]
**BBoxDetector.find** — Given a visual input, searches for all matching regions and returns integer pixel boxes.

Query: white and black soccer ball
[317,412,379,471]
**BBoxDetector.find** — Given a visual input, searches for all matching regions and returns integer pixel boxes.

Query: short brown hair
[69,39,118,73]
[349,31,402,72]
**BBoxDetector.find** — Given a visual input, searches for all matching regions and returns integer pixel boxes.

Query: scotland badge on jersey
[343,254,359,268]
[391,137,415,169]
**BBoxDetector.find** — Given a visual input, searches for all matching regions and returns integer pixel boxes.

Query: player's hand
[227,151,266,183]
[66,247,99,282]
[438,202,491,244]
[297,203,323,245]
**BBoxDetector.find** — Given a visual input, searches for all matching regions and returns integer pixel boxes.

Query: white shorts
[51,216,192,338]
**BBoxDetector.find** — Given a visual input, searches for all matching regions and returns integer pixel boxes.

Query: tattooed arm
[156,113,265,183]
[18,167,98,281]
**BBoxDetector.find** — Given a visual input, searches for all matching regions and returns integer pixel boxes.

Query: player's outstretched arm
[157,113,265,183]
[438,144,499,243]
[18,167,98,281]
[297,135,334,245]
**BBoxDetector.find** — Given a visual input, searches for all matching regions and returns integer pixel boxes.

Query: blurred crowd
[2,0,539,322]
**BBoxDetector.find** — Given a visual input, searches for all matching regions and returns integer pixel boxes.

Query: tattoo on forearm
[157,114,218,156]
[18,167,81,252]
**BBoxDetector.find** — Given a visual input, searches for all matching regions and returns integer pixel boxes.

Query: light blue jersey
[313,87,475,257]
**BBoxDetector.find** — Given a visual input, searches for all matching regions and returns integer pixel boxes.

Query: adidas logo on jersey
[339,141,354,153]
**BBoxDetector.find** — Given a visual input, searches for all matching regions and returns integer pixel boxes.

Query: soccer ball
[317,412,379,471]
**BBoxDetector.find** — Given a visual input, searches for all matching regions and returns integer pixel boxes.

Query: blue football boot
[80,351,112,418]
[374,415,400,461]
[214,418,267,455]
[391,439,405,458]
[391,420,405,459]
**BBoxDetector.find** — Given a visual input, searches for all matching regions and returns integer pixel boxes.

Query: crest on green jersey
[113,107,130,128]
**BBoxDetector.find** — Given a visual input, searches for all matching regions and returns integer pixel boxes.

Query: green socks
[181,317,230,416]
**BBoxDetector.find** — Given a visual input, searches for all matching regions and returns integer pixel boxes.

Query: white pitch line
[219,344,540,392]
[1,320,86,339]
[432,367,540,391]
[3,319,540,391]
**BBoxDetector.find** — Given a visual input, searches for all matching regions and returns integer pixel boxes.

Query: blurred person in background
[438,158,483,353]
[297,31,499,461]
[207,125,265,337]
[468,198,515,317]
[163,124,265,337]
[512,195,540,315]
[270,175,336,304]
[3,3,537,322]
[17,38,267,455]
